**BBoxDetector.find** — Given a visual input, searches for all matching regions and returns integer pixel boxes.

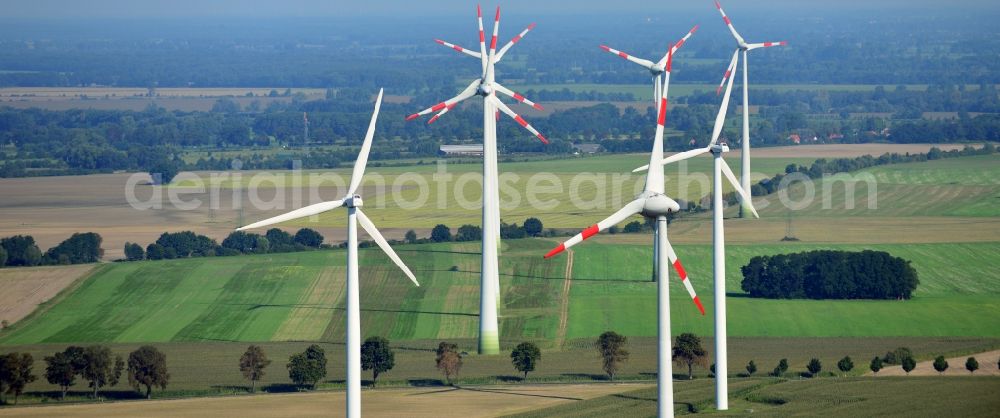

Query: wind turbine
[407,4,546,355]
[634,50,760,411]
[598,25,697,282]
[237,89,419,418]
[713,0,786,218]
[544,31,704,418]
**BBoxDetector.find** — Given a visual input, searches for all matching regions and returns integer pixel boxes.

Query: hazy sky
[5,0,997,19]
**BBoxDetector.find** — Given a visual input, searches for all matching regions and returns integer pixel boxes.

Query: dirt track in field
[869,350,1000,376]
[0,383,648,418]
[0,264,94,326]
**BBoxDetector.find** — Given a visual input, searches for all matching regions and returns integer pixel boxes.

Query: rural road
[553,249,574,349]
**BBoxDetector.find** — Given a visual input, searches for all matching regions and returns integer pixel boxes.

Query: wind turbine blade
[406,79,479,121]
[714,0,745,44]
[746,41,788,51]
[347,89,384,196]
[356,209,419,286]
[715,50,738,95]
[477,4,488,75]
[495,23,536,62]
[544,199,645,258]
[710,50,740,146]
[656,25,698,69]
[632,146,712,173]
[434,39,483,60]
[493,83,544,111]
[598,45,655,70]
[488,6,500,58]
[427,103,457,125]
[237,199,344,231]
[489,96,548,144]
[662,239,705,315]
[720,159,759,218]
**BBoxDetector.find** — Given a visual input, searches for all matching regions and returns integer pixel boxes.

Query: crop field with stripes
[2,237,996,346]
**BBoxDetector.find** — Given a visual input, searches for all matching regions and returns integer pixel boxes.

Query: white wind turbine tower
[407,4,546,355]
[598,25,698,282]
[237,89,419,418]
[634,50,760,411]
[545,32,705,418]
[713,0,786,218]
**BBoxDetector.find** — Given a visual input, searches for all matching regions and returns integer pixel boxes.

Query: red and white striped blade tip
[693,296,705,315]
[543,244,565,259]
[405,113,419,121]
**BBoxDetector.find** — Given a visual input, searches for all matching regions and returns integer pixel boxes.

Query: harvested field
[872,349,1000,376]
[0,264,95,326]
[0,384,646,418]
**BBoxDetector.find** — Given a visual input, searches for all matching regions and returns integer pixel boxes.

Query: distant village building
[572,143,602,154]
[439,144,484,156]
[788,133,801,144]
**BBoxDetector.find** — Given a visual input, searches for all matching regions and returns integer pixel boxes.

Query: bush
[44,232,103,264]
[523,217,543,237]
[455,224,482,242]
[837,356,854,375]
[293,228,324,247]
[287,345,327,389]
[870,356,883,374]
[124,242,145,261]
[965,357,979,374]
[222,231,269,254]
[1,235,43,267]
[883,347,914,365]
[430,225,451,242]
[933,356,948,374]
[741,250,918,299]
[807,358,822,377]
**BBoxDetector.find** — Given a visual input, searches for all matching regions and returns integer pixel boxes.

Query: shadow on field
[26,390,146,402]
[456,386,583,401]
[397,249,482,256]
[407,378,448,387]
[262,383,303,393]
[493,375,524,383]
[561,373,609,381]
[726,292,754,298]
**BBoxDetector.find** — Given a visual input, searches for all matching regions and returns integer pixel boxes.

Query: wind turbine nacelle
[344,195,363,208]
[477,83,492,96]
[641,194,680,217]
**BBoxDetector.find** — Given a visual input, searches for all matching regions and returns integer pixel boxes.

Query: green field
[171,153,814,229]
[507,376,1000,417]
[1,238,997,347]
[513,83,962,99]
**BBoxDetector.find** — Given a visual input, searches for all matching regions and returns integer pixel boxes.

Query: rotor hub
[477,81,492,96]
[344,195,363,208]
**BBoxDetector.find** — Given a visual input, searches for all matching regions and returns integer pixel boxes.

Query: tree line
[0,345,167,405]
[124,228,326,261]
[740,250,919,300]
[0,233,102,268]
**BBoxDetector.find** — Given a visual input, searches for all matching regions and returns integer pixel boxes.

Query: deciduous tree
[288,345,326,389]
[837,356,854,375]
[127,345,169,399]
[597,331,629,381]
[80,345,123,399]
[807,358,822,377]
[746,360,757,376]
[672,333,708,380]
[240,345,271,393]
[510,342,541,380]
[360,337,395,387]
[44,347,85,400]
[0,352,36,405]
[435,342,462,386]
[870,356,883,375]
[929,355,947,374]
[965,357,979,374]
[901,356,916,375]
